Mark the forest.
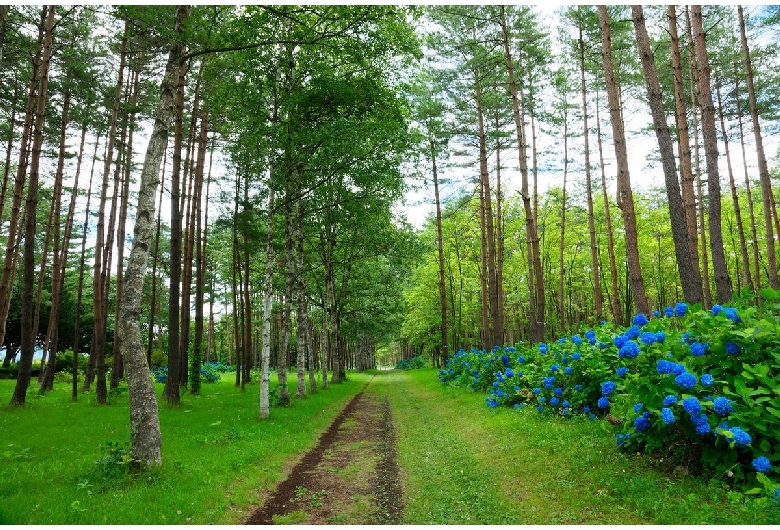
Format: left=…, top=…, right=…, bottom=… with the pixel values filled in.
left=1, top=4, right=780, bottom=478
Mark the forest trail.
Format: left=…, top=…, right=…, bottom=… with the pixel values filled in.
left=244, top=374, right=402, bottom=525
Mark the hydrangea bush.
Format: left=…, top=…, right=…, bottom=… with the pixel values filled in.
left=439, top=292, right=780, bottom=499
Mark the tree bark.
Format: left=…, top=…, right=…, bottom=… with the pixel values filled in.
left=668, top=5, right=703, bottom=293
left=633, top=4, right=703, bottom=305
left=738, top=5, right=777, bottom=289
left=259, top=187, right=275, bottom=419
left=118, top=4, right=191, bottom=467
left=500, top=6, right=545, bottom=342
left=431, top=138, right=449, bottom=362
left=716, top=82, right=753, bottom=294
left=598, top=5, right=649, bottom=316
left=164, top=54, right=188, bottom=404
left=11, top=5, right=54, bottom=406
left=691, top=5, right=732, bottom=304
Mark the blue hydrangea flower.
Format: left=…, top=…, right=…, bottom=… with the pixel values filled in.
left=682, top=397, right=701, bottom=416
left=614, top=335, right=626, bottom=349
left=589, top=413, right=597, bottom=419
left=497, top=390, right=505, bottom=398
left=675, top=371, right=697, bottom=389
left=517, top=355, right=526, bottom=364
left=633, top=403, right=643, bottom=413
left=682, top=331, right=695, bottom=345
left=501, top=355, right=509, bottom=366
left=537, top=406, right=544, bottom=413
left=661, top=408, right=675, bottom=424
left=585, top=330, right=596, bottom=344
left=690, top=342, right=708, bottom=357
left=664, top=306, right=674, bottom=317
left=572, top=353, right=581, bottom=361
left=572, top=334, right=583, bottom=346
left=617, top=366, right=629, bottom=377
left=616, top=433, right=630, bottom=447
left=653, top=310, right=661, bottom=317
left=724, top=308, right=740, bottom=323
left=550, top=397, right=560, bottom=406
left=493, top=381, right=499, bottom=388
left=640, top=332, right=656, bottom=345
left=633, top=313, right=649, bottom=326
left=625, top=325, right=641, bottom=340
left=711, top=304, right=723, bottom=316
left=753, top=456, right=771, bottom=473
left=725, top=341, right=741, bottom=356
left=713, top=396, right=734, bottom=416
left=558, top=337, right=568, bottom=344
left=553, top=387, right=563, bottom=396
left=564, top=366, right=573, bottom=375
left=583, top=405, right=590, bottom=413
left=729, top=426, right=752, bottom=447
left=601, top=380, right=616, bottom=396
left=505, top=368, right=515, bottom=378
left=657, top=359, right=676, bottom=374
left=574, top=384, right=583, bottom=391
left=562, top=400, right=570, bottom=407
left=513, top=385, right=520, bottom=392
left=674, top=302, right=688, bottom=317
left=701, top=373, right=714, bottom=386
left=695, top=419, right=711, bottom=435
left=654, top=331, right=666, bottom=343
left=533, top=387, right=541, bottom=395
left=550, top=364, right=560, bottom=373
left=597, top=397, right=610, bottom=409
left=635, top=416, right=650, bottom=432
left=619, top=340, right=640, bottom=359
left=663, top=395, right=678, bottom=406
left=543, top=376, right=555, bottom=389
left=539, top=397, right=547, bottom=404
left=539, top=343, right=548, bottom=354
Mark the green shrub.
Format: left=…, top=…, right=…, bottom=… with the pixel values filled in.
left=396, top=355, right=426, bottom=370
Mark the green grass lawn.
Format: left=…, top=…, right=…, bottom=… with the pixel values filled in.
left=388, top=368, right=780, bottom=525
left=0, top=372, right=368, bottom=524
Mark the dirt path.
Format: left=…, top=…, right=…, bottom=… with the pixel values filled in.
left=244, top=376, right=402, bottom=525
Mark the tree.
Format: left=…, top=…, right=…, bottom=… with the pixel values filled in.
left=632, top=4, right=703, bottom=305
left=117, top=4, right=191, bottom=466
left=597, top=5, right=650, bottom=316
left=691, top=5, right=732, bottom=304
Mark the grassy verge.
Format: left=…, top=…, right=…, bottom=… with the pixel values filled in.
left=388, top=368, right=779, bottom=525
left=0, top=371, right=369, bottom=524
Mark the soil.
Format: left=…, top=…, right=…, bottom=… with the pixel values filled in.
left=244, top=377, right=403, bottom=525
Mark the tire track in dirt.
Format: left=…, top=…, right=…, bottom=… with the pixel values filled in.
left=244, top=375, right=402, bottom=525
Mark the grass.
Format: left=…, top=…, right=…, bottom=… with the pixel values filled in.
left=2, top=367, right=778, bottom=524
left=387, top=368, right=780, bottom=525
left=0, top=371, right=369, bottom=525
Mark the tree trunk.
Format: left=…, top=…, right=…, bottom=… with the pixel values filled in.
left=40, top=88, right=72, bottom=393
left=716, top=82, right=753, bottom=294
left=735, top=73, right=762, bottom=294
left=11, top=6, right=54, bottom=406
left=598, top=5, right=649, bottom=316
left=692, top=5, right=732, bottom=304
left=118, top=4, right=190, bottom=467
left=164, top=54, right=188, bottom=404
left=293, top=165, right=309, bottom=397
left=668, top=5, right=703, bottom=293
left=190, top=105, right=207, bottom=395
left=559, top=97, right=569, bottom=331
left=0, top=12, right=40, bottom=354
left=579, top=25, right=603, bottom=323
left=633, top=4, right=703, bottom=305
left=594, top=88, right=622, bottom=324
left=737, top=5, right=777, bottom=289
left=500, top=6, right=544, bottom=342
left=431, top=138, right=449, bottom=362
left=259, top=187, right=275, bottom=419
